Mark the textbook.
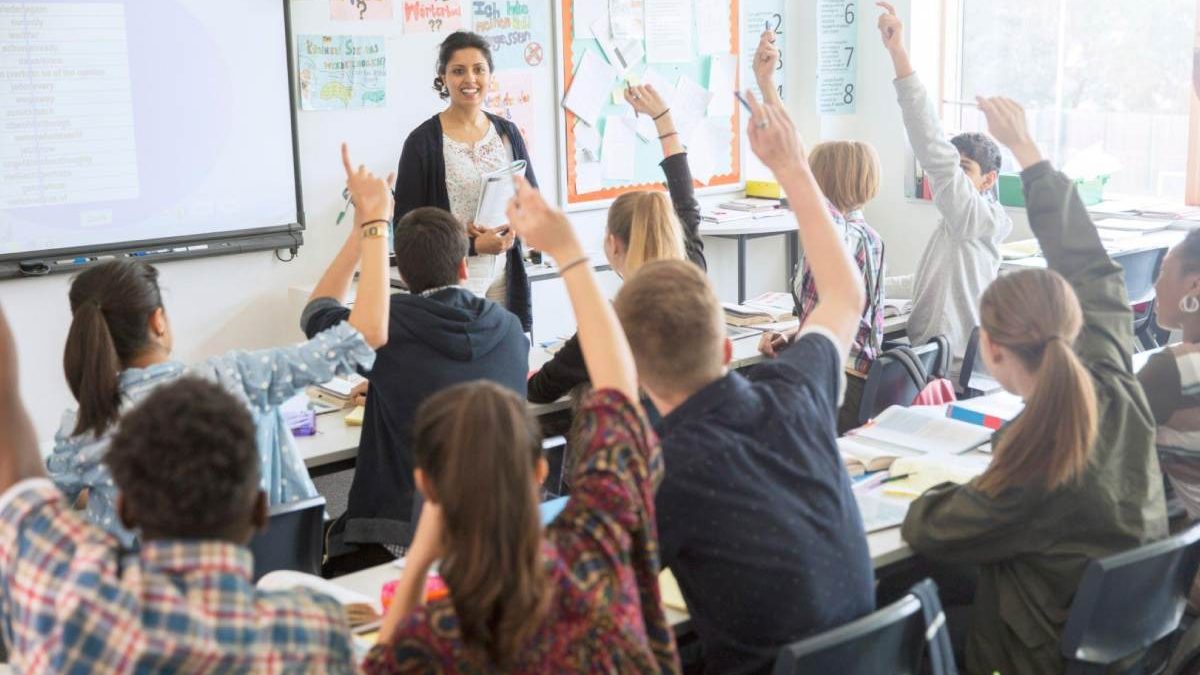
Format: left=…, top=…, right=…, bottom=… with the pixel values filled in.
left=881, top=452, right=990, bottom=499
left=474, top=160, right=527, bottom=228
left=851, top=405, right=993, bottom=456
left=717, top=196, right=781, bottom=213
left=701, top=208, right=754, bottom=224
left=882, top=298, right=912, bottom=318
left=722, top=291, right=795, bottom=326
left=838, top=435, right=923, bottom=475
left=946, top=391, right=1024, bottom=431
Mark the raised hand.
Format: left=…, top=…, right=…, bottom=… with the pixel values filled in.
left=744, top=89, right=807, bottom=177
left=341, top=142, right=394, bottom=225
left=876, top=2, right=904, bottom=53
left=976, top=96, right=1043, bottom=168
left=753, top=30, right=780, bottom=90
left=624, top=83, right=668, bottom=119
left=506, top=176, right=581, bottom=263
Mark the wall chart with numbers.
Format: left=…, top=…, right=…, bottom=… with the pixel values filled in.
left=817, top=0, right=858, bottom=114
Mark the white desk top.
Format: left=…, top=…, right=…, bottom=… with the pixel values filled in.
left=699, top=213, right=795, bottom=237
left=1002, top=229, right=1185, bottom=271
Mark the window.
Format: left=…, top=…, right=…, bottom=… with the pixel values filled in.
left=915, top=0, right=1200, bottom=202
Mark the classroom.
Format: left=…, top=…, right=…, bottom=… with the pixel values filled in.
left=1, top=0, right=1199, bottom=672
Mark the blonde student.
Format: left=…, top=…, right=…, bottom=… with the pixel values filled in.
left=47, top=145, right=393, bottom=546
left=876, top=2, right=1012, bottom=369
left=899, top=97, right=1167, bottom=675
left=362, top=177, right=678, bottom=673
left=527, top=81, right=706, bottom=405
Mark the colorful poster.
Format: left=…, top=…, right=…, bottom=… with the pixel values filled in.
left=817, top=0, right=857, bottom=114
left=297, top=35, right=387, bottom=110
left=485, top=70, right=536, bottom=156
left=471, top=0, right=551, bottom=69
left=331, top=0, right=394, bottom=21
left=402, top=0, right=465, bottom=33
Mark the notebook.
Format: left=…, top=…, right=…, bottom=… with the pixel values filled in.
left=474, top=160, right=527, bottom=228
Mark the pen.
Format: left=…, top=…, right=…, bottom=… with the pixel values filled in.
left=881, top=473, right=913, bottom=484
left=734, top=90, right=753, bottom=113
left=336, top=187, right=353, bottom=225
left=765, top=19, right=770, bottom=32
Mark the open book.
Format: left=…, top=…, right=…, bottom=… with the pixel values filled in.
left=881, top=452, right=991, bottom=499
left=474, top=159, right=527, bottom=229
left=839, top=435, right=923, bottom=475
left=851, top=405, right=993, bottom=456
left=722, top=291, right=795, bottom=326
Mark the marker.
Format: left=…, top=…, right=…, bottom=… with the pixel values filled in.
left=54, top=256, right=93, bottom=266
left=335, top=188, right=353, bottom=225
left=734, top=90, right=753, bottom=114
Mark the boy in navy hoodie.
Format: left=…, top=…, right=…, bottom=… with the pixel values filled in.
left=303, top=206, right=528, bottom=574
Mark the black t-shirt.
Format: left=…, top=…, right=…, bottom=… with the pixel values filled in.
left=656, top=330, right=874, bottom=675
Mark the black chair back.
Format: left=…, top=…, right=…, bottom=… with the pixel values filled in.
left=1061, top=524, right=1200, bottom=673
left=772, top=579, right=956, bottom=675
left=858, top=339, right=948, bottom=426
left=248, top=496, right=326, bottom=581
left=1114, top=248, right=1165, bottom=306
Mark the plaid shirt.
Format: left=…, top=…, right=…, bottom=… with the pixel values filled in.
left=791, top=205, right=886, bottom=374
left=0, top=479, right=357, bottom=674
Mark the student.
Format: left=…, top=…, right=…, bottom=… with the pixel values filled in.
left=393, top=31, right=535, bottom=330
left=304, top=205, right=528, bottom=574
left=46, top=145, right=391, bottom=547
left=758, top=139, right=886, bottom=433
left=615, top=93, right=873, bottom=674
left=1139, top=229, right=1200, bottom=516
left=877, top=2, right=1012, bottom=368
left=527, top=82, right=706, bottom=405
left=900, top=97, right=1168, bottom=675
left=362, top=177, right=678, bottom=673
left=0, top=315, right=358, bottom=670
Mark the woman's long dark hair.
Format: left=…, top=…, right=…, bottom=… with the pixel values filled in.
left=63, top=259, right=163, bottom=437
left=413, top=381, right=548, bottom=668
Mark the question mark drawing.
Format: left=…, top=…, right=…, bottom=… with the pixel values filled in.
left=357, top=0, right=367, bottom=20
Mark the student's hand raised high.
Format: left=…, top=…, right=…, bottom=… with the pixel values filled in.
left=876, top=2, right=904, bottom=53
left=624, top=83, right=668, bottom=119
left=976, top=96, right=1044, bottom=169
left=744, top=90, right=807, bottom=177
left=341, top=142, right=395, bottom=225
left=506, top=176, right=583, bottom=264
left=752, top=30, right=781, bottom=94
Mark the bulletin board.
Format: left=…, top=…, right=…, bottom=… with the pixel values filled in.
left=556, top=0, right=743, bottom=209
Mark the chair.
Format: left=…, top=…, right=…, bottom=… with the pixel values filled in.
left=1113, top=248, right=1166, bottom=352
left=247, top=496, right=326, bottom=581
left=541, top=435, right=568, bottom=498
left=857, top=339, right=950, bottom=426
left=772, top=579, right=957, bottom=675
left=1060, top=524, right=1200, bottom=674
left=956, top=326, right=1001, bottom=398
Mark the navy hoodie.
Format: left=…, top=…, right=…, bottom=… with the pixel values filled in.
left=302, top=287, right=528, bottom=553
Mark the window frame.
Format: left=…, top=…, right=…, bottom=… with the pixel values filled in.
left=924, top=0, right=1200, bottom=205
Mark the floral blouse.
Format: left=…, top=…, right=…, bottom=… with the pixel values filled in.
left=443, top=123, right=510, bottom=301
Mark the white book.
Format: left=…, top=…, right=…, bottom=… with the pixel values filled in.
left=853, top=405, right=993, bottom=456
left=474, top=160, right=527, bottom=228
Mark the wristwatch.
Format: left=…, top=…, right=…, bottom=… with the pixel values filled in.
left=362, top=224, right=385, bottom=239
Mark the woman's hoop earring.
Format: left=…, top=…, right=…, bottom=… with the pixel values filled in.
left=1182, top=295, right=1200, bottom=314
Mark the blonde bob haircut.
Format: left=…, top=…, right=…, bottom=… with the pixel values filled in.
left=808, top=141, right=881, bottom=215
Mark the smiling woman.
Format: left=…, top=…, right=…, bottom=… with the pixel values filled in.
left=391, top=31, right=538, bottom=332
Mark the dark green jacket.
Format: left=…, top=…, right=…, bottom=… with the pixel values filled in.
left=901, top=161, right=1168, bottom=675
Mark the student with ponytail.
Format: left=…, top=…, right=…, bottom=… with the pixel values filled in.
left=363, top=177, right=678, bottom=673
left=898, top=98, right=1168, bottom=675
left=47, top=145, right=395, bottom=546
left=526, top=81, right=705, bottom=405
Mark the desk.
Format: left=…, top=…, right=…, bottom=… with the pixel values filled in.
left=1001, top=229, right=1185, bottom=271
left=700, top=216, right=798, bottom=304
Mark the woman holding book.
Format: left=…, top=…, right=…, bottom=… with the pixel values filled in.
left=393, top=31, right=536, bottom=330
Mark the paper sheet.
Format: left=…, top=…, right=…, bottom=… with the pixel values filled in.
left=401, top=0, right=464, bottom=32
left=575, top=151, right=605, bottom=193
left=601, top=116, right=637, bottom=181
left=695, top=0, right=732, bottom=54
left=817, top=0, right=858, bottom=114
left=640, top=68, right=677, bottom=108
left=622, top=110, right=658, bottom=143
left=563, top=49, right=618, bottom=127
left=706, top=53, right=737, bottom=117
left=608, top=0, right=645, bottom=41
left=644, top=0, right=693, bottom=62
left=671, top=74, right=713, bottom=144
left=686, top=119, right=717, bottom=184
left=575, top=121, right=602, bottom=160
left=573, top=0, right=610, bottom=38
left=474, top=160, right=526, bottom=228
left=743, top=0, right=786, bottom=103
left=331, top=0, right=393, bottom=21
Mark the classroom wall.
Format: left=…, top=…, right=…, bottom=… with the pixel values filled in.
left=5, top=1, right=986, bottom=441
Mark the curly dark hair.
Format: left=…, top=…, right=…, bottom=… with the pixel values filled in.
left=1178, top=228, right=1200, bottom=276
left=951, top=131, right=1003, bottom=176
left=105, top=377, right=260, bottom=540
left=432, top=31, right=494, bottom=100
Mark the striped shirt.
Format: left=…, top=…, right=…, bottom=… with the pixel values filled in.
left=0, top=479, right=357, bottom=674
left=792, top=204, right=886, bottom=374
left=1140, top=343, right=1200, bottom=517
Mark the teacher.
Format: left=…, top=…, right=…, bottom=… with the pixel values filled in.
left=393, top=31, right=535, bottom=331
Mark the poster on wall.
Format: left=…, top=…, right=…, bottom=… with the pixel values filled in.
left=331, top=0, right=394, bottom=21
left=471, top=0, right=551, bottom=69
left=742, top=0, right=785, bottom=103
left=402, top=0, right=465, bottom=33
left=817, top=0, right=857, bottom=114
left=297, top=35, right=387, bottom=110
left=485, top=70, right=536, bottom=156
